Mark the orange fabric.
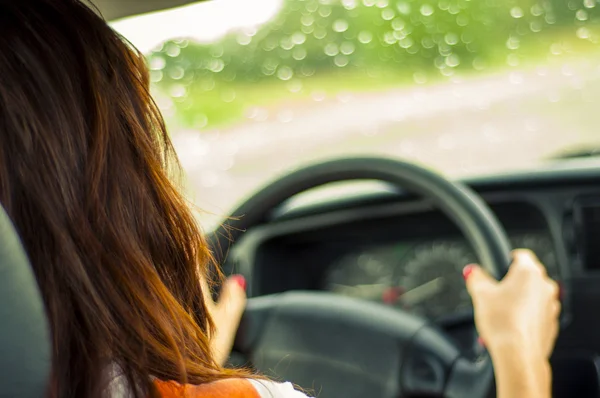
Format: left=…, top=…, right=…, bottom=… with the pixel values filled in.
left=154, top=379, right=261, bottom=398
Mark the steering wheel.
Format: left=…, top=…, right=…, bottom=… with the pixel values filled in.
left=211, top=157, right=511, bottom=398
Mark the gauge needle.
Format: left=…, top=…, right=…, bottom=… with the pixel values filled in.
left=330, top=283, right=387, bottom=299
left=401, top=278, right=445, bottom=306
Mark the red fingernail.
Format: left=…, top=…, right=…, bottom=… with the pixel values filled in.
left=478, top=336, right=486, bottom=347
left=463, top=265, right=475, bottom=281
left=230, top=275, right=246, bottom=291
left=382, top=287, right=403, bottom=304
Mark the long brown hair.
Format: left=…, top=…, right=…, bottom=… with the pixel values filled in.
left=0, top=0, right=247, bottom=396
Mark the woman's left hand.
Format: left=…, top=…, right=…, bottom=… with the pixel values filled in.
left=202, top=275, right=247, bottom=366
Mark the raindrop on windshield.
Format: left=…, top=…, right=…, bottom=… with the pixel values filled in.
left=209, top=59, right=225, bottom=73
left=262, top=38, right=277, bottom=51
left=510, top=6, right=524, bottom=18
left=302, top=24, right=315, bottom=34
left=324, top=42, right=340, bottom=56
left=456, top=14, right=469, bottom=26
left=445, top=33, right=459, bottom=46
left=399, top=37, right=414, bottom=49
left=420, top=4, right=434, bottom=16
left=391, top=18, right=405, bottom=30
left=441, top=66, right=456, bottom=76
left=301, top=65, right=316, bottom=77
left=306, top=2, right=318, bottom=12
left=506, top=36, right=520, bottom=50
left=210, top=46, right=224, bottom=58
left=277, top=66, right=294, bottom=81
left=169, top=66, right=185, bottom=80
left=319, top=6, right=332, bottom=17
left=261, top=65, right=276, bottom=76
left=314, top=27, right=328, bottom=40
left=334, top=54, right=350, bottom=67
left=507, top=53, right=520, bottom=66
left=293, top=47, right=308, bottom=60
left=194, top=114, right=208, bottom=129
left=333, top=19, right=349, bottom=33
left=413, top=72, right=427, bottom=84
left=287, top=79, right=303, bottom=93
left=342, top=0, right=358, bottom=10
left=280, top=37, right=294, bottom=50
left=530, top=21, right=543, bottom=32
left=576, top=9, right=589, bottom=21
left=439, top=44, right=452, bottom=56
left=584, top=0, right=596, bottom=8
left=292, top=32, right=307, bottom=45
left=166, top=43, right=181, bottom=57
left=530, top=4, right=543, bottom=16
left=550, top=43, right=562, bottom=55
left=150, top=70, right=163, bottom=83
left=169, top=84, right=186, bottom=98
left=422, top=36, right=435, bottom=48
left=237, top=34, right=252, bottom=46
left=382, top=8, right=395, bottom=20
left=384, top=32, right=396, bottom=44
left=340, top=41, right=356, bottom=55
left=445, top=53, right=460, bottom=67
left=150, top=56, right=166, bottom=71
left=397, top=2, right=410, bottom=15
left=393, top=29, right=405, bottom=40
left=358, top=31, right=373, bottom=44
left=376, top=0, right=389, bottom=7
left=363, top=0, right=376, bottom=6
left=577, top=27, right=591, bottom=39
left=301, top=15, right=315, bottom=26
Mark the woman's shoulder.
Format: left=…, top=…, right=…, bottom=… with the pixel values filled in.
left=153, top=378, right=312, bottom=398
left=248, top=379, right=312, bottom=398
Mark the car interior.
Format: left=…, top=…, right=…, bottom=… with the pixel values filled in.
left=4, top=0, right=600, bottom=397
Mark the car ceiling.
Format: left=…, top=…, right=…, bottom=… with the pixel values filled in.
left=94, top=0, right=206, bottom=21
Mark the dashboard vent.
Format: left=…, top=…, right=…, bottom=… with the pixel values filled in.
left=573, top=197, right=600, bottom=271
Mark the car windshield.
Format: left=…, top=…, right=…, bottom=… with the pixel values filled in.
left=113, top=0, right=600, bottom=228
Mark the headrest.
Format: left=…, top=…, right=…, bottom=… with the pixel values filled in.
left=0, top=205, right=51, bottom=397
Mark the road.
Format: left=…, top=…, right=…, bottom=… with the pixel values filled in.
left=171, top=58, right=600, bottom=228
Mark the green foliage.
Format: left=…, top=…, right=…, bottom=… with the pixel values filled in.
left=148, top=0, right=600, bottom=129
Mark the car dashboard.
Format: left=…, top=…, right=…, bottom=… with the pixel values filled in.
left=225, top=160, right=600, bottom=396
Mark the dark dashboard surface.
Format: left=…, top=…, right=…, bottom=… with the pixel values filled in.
left=226, top=160, right=600, bottom=396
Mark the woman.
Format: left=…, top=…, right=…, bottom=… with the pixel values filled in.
left=0, top=0, right=560, bottom=397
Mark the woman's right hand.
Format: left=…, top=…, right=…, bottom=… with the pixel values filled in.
left=465, top=249, right=561, bottom=398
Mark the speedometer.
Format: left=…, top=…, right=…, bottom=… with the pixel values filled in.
left=323, top=232, right=559, bottom=321
left=395, top=241, right=476, bottom=319
left=510, top=233, right=559, bottom=278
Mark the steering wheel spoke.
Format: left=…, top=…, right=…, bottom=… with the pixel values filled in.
left=445, top=355, right=496, bottom=398
left=400, top=326, right=461, bottom=396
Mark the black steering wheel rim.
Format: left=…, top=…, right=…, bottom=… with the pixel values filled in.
left=212, top=157, right=511, bottom=279
left=213, top=157, right=512, bottom=398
